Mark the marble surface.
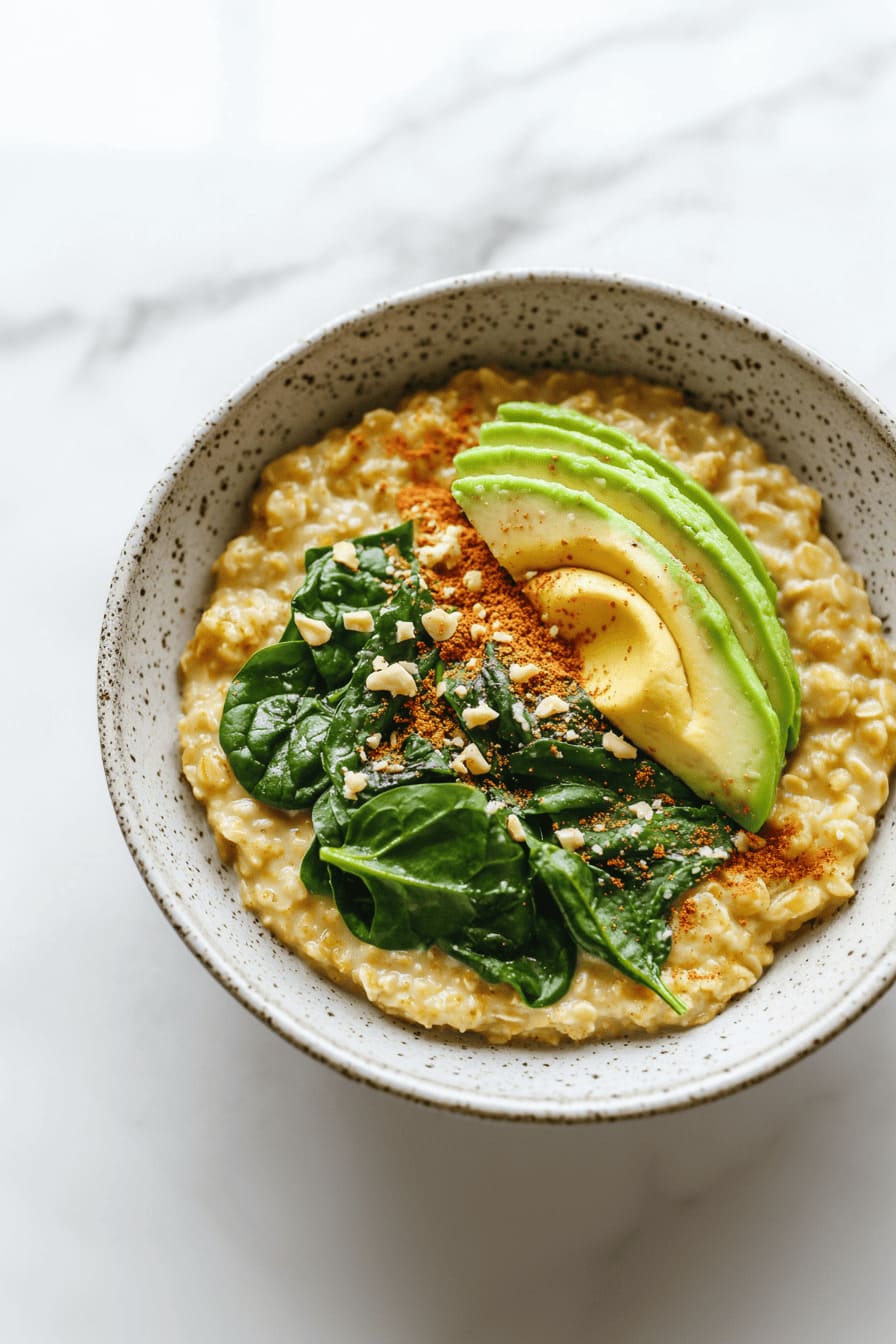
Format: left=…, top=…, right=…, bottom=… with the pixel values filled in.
left=5, top=1, right=896, bottom=1339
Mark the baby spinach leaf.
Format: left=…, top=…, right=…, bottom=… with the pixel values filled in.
left=319, top=783, right=533, bottom=948
left=321, top=584, right=439, bottom=788
left=299, top=836, right=331, bottom=898
left=443, top=643, right=534, bottom=751
left=528, top=839, right=686, bottom=1014
left=311, top=784, right=351, bottom=849
left=358, top=736, right=457, bottom=796
left=440, top=891, right=575, bottom=1008
left=219, top=640, right=331, bottom=808
left=293, top=521, right=416, bottom=687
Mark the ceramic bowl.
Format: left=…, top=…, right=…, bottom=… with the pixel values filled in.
left=98, top=271, right=896, bottom=1121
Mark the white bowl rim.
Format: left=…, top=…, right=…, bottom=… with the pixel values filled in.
left=97, top=268, right=896, bottom=1122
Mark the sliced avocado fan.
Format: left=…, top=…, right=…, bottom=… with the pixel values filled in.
left=495, top=402, right=779, bottom=603
left=451, top=474, right=784, bottom=831
left=453, top=442, right=800, bottom=750
left=487, top=403, right=800, bottom=750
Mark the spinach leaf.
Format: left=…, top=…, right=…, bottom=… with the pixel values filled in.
left=442, top=643, right=534, bottom=751
left=293, top=521, right=416, bottom=687
left=440, top=889, right=575, bottom=1008
left=528, top=839, right=686, bottom=1013
left=299, top=836, right=332, bottom=898
left=319, top=783, right=534, bottom=948
left=219, top=640, right=331, bottom=808
left=311, top=784, right=351, bottom=849
left=357, top=735, right=457, bottom=796
left=321, top=581, right=439, bottom=788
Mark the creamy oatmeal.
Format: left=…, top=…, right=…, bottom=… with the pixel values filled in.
left=179, top=368, right=896, bottom=1043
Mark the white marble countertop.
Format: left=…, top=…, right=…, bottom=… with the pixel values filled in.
left=5, top=1, right=896, bottom=1339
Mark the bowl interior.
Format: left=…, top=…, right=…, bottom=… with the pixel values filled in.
left=99, top=274, right=896, bottom=1119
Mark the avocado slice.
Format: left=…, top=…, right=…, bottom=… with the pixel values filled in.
left=493, top=403, right=780, bottom=605
left=451, top=474, right=783, bottom=831
left=453, top=442, right=799, bottom=749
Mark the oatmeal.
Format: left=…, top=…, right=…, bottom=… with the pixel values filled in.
left=179, top=368, right=896, bottom=1043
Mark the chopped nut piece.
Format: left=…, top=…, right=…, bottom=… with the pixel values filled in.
left=602, top=731, right=637, bottom=760
left=417, top=524, right=464, bottom=569
left=462, top=569, right=483, bottom=592
left=492, top=632, right=513, bottom=645
left=452, top=742, right=491, bottom=776
left=462, top=704, right=500, bottom=729
left=472, top=603, right=488, bottom=619
left=398, top=661, right=419, bottom=676
left=365, top=663, right=418, bottom=697
left=365, top=733, right=382, bottom=749
left=556, top=827, right=585, bottom=851
left=470, top=622, right=488, bottom=641
left=342, top=770, right=368, bottom=800
left=294, top=614, right=332, bottom=646
left=629, top=800, right=654, bottom=822
left=454, top=684, right=467, bottom=698
left=548, top=625, right=559, bottom=638
left=733, top=831, right=767, bottom=853
left=509, top=662, right=541, bottom=684
left=421, top=608, right=461, bottom=642
left=343, top=609, right=374, bottom=633
left=332, top=539, right=360, bottom=571
left=372, top=655, right=389, bottom=672
left=534, top=694, right=570, bottom=719
left=507, top=814, right=526, bottom=842
left=564, top=730, right=579, bottom=741
left=395, top=620, right=416, bottom=642
left=435, top=681, right=446, bottom=698
left=442, top=586, right=456, bottom=599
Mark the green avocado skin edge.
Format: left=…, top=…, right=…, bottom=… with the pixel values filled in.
left=496, top=401, right=781, bottom=599
left=451, top=473, right=783, bottom=832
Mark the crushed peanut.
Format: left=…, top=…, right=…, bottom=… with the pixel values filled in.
left=451, top=742, right=491, bottom=776
left=556, top=827, right=585, bottom=851
left=509, top=663, right=541, bottom=683
left=421, top=608, right=461, bottom=642
left=294, top=614, right=332, bottom=646
left=342, top=770, right=368, bottom=800
left=602, top=730, right=637, bottom=760
left=365, top=663, right=418, bottom=697
left=332, top=539, right=360, bottom=571
left=507, top=814, right=526, bottom=843
left=534, top=694, right=571, bottom=719
left=462, top=704, right=500, bottom=729
left=343, top=609, right=374, bottom=633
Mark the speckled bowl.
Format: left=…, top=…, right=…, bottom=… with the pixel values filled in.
left=98, top=271, right=896, bottom=1121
